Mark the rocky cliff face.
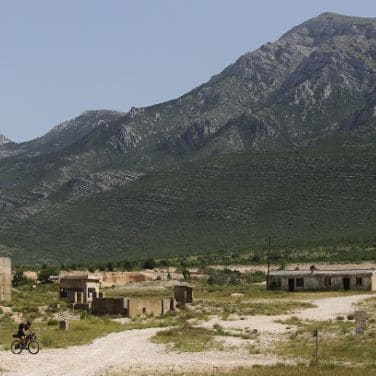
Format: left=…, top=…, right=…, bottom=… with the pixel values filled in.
left=0, top=110, right=125, bottom=159
left=3, top=13, right=376, bottom=163
left=92, top=12, right=376, bottom=160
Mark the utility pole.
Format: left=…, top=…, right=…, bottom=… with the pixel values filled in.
left=314, top=328, right=319, bottom=365
left=266, top=236, right=271, bottom=290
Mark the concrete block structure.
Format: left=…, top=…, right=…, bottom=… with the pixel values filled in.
left=92, top=297, right=127, bottom=315
left=0, top=257, right=11, bottom=302
left=174, top=285, right=193, bottom=307
left=59, top=275, right=100, bottom=308
left=92, top=296, right=175, bottom=317
left=126, top=298, right=174, bottom=317
left=268, top=269, right=376, bottom=292
left=62, top=277, right=193, bottom=317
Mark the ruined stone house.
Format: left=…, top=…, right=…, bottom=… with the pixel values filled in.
left=92, top=296, right=175, bottom=316
left=174, top=285, right=193, bottom=307
left=91, top=285, right=193, bottom=317
left=268, top=269, right=376, bottom=292
left=59, top=275, right=100, bottom=308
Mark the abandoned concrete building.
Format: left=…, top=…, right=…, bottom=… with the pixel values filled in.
left=59, top=275, right=100, bottom=309
left=59, top=273, right=193, bottom=317
left=92, top=285, right=193, bottom=317
left=268, top=269, right=376, bottom=292
left=174, top=285, right=193, bottom=307
left=0, top=257, right=11, bottom=302
left=92, top=296, right=175, bottom=317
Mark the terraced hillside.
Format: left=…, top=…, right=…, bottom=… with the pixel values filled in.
left=1, top=144, right=376, bottom=264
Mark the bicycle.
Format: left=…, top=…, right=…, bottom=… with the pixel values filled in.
left=11, top=332, right=39, bottom=355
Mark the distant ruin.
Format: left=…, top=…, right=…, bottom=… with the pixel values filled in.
left=59, top=275, right=100, bottom=310
left=269, top=269, right=376, bottom=291
left=174, top=285, right=193, bottom=308
left=92, top=296, right=175, bottom=317
left=58, top=273, right=193, bottom=317
left=91, top=284, right=192, bottom=317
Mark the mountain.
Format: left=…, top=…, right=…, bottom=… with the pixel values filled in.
left=0, top=110, right=125, bottom=158
left=1, top=12, right=376, bottom=264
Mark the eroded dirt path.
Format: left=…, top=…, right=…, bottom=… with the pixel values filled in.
left=0, top=294, right=373, bottom=376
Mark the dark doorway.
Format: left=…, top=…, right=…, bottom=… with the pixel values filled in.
left=288, top=278, right=295, bottom=292
left=343, top=278, right=350, bottom=290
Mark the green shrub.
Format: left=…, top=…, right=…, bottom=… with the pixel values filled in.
left=152, top=323, right=221, bottom=352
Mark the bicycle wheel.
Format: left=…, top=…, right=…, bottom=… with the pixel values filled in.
left=28, top=340, right=39, bottom=355
left=11, top=340, right=22, bottom=354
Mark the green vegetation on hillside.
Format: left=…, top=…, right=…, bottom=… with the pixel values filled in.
left=2, top=145, right=376, bottom=264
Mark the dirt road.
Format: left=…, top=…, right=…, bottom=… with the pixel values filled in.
left=0, top=294, right=373, bottom=376
left=0, top=328, right=279, bottom=376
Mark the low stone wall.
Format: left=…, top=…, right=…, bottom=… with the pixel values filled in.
left=91, top=297, right=174, bottom=317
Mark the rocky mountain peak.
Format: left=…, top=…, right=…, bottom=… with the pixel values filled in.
left=280, top=12, right=376, bottom=46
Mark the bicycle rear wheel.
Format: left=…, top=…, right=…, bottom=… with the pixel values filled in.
left=28, top=340, right=39, bottom=355
left=11, top=340, right=22, bottom=354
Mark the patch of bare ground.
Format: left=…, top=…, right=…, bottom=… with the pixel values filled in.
left=0, top=327, right=283, bottom=376
left=1, top=294, right=373, bottom=375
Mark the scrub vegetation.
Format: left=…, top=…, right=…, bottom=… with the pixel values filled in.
left=276, top=297, right=376, bottom=366
left=3, top=145, right=376, bottom=264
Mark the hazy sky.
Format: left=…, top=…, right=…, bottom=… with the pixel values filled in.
left=1, top=1, right=376, bottom=142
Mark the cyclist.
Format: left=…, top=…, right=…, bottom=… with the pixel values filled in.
left=17, top=321, right=31, bottom=348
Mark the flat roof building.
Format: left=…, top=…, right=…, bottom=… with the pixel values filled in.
left=59, top=275, right=100, bottom=306
left=268, top=269, right=376, bottom=292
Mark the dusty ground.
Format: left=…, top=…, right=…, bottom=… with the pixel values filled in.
left=0, top=293, right=373, bottom=376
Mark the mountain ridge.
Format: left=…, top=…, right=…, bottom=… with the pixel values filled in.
left=1, top=12, right=376, bottom=263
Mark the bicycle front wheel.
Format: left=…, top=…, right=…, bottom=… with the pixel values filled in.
left=28, top=340, right=39, bottom=355
left=11, top=340, right=22, bottom=354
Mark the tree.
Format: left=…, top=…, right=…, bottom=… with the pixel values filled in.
left=206, top=268, right=242, bottom=285
left=159, top=259, right=170, bottom=267
left=143, top=258, right=156, bottom=270
left=181, top=266, right=191, bottom=281
left=12, top=268, right=28, bottom=287
left=38, top=265, right=60, bottom=284
left=121, top=260, right=133, bottom=271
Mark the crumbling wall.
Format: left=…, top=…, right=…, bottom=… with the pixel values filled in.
left=126, top=298, right=174, bottom=317
left=92, top=297, right=127, bottom=315
left=174, top=285, right=193, bottom=307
